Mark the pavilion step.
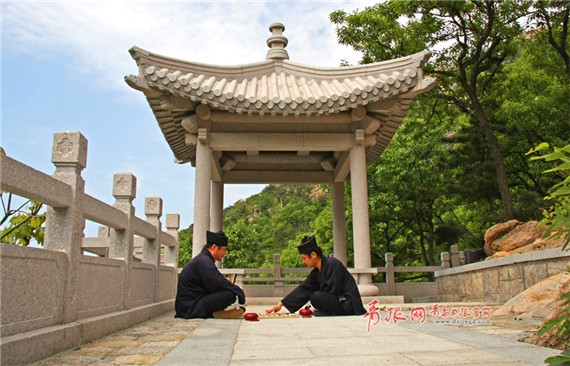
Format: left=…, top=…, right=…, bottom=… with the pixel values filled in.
left=411, top=296, right=439, bottom=303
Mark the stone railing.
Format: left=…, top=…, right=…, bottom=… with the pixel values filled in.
left=0, top=131, right=180, bottom=365
left=435, top=247, right=570, bottom=303
left=218, top=246, right=464, bottom=302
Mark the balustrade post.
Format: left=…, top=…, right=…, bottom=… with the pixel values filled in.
left=44, top=131, right=87, bottom=324
left=110, top=173, right=136, bottom=309
left=459, top=251, right=465, bottom=265
left=273, top=253, right=283, bottom=297
left=235, top=273, right=244, bottom=288
left=144, top=196, right=163, bottom=303
left=451, top=245, right=459, bottom=267
left=164, top=214, right=180, bottom=268
left=165, top=213, right=180, bottom=300
left=385, top=252, right=395, bottom=296
left=441, top=251, right=450, bottom=269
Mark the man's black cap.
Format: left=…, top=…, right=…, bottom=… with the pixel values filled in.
left=207, top=230, right=228, bottom=246
left=297, top=235, right=318, bottom=255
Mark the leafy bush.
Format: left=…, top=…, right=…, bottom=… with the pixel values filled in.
left=528, top=143, right=570, bottom=363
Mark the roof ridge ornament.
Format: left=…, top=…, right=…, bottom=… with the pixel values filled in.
left=266, top=22, right=289, bottom=61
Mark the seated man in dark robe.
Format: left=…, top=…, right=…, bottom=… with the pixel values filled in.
left=266, top=235, right=366, bottom=316
left=175, top=230, right=246, bottom=319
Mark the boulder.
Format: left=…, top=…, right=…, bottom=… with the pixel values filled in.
left=484, top=220, right=566, bottom=259
left=484, top=220, right=522, bottom=255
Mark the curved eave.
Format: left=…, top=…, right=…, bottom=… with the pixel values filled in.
left=125, top=46, right=437, bottom=165
left=126, top=46, right=434, bottom=116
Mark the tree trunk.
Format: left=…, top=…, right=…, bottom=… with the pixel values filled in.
left=469, top=93, right=515, bottom=220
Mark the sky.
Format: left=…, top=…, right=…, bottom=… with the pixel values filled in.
left=1, top=0, right=377, bottom=235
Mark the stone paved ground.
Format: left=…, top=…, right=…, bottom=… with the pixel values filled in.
left=31, top=314, right=203, bottom=366
left=29, top=304, right=554, bottom=366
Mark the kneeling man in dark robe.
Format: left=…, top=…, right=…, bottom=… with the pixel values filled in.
left=175, top=230, right=246, bottom=319
left=266, top=235, right=366, bottom=316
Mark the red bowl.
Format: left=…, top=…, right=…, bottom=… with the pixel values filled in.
left=244, top=312, right=259, bottom=321
left=299, top=308, right=312, bottom=317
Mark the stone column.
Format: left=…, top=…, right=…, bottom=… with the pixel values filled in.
left=350, top=130, right=379, bottom=296
left=192, top=129, right=211, bottom=258
left=332, top=181, right=347, bottom=266
left=44, top=131, right=88, bottom=323
left=144, top=196, right=163, bottom=303
left=110, top=172, right=137, bottom=309
left=211, top=181, right=224, bottom=268
left=211, top=182, right=224, bottom=232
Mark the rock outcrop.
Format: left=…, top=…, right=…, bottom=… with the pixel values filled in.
left=493, top=272, right=570, bottom=319
left=484, top=220, right=566, bottom=260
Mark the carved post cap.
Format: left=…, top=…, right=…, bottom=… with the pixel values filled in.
left=145, top=196, right=163, bottom=216
left=273, top=253, right=281, bottom=263
left=51, top=131, right=88, bottom=169
left=385, top=252, right=394, bottom=262
left=165, top=213, right=180, bottom=230
left=354, top=129, right=365, bottom=145
left=113, top=173, right=137, bottom=199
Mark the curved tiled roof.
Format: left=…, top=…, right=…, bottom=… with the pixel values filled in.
left=126, top=47, right=433, bottom=116
left=125, top=23, right=436, bottom=170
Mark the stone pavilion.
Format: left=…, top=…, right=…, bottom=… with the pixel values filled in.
left=126, top=23, right=436, bottom=295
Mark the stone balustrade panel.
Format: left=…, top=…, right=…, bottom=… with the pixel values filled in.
left=76, top=256, right=126, bottom=320
left=0, top=245, right=66, bottom=337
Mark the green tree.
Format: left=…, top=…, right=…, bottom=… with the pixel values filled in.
left=331, top=0, right=533, bottom=220
left=529, top=1, right=570, bottom=80
left=367, top=97, right=471, bottom=272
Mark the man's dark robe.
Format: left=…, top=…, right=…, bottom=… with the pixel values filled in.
left=281, top=255, right=366, bottom=315
left=175, top=246, right=245, bottom=318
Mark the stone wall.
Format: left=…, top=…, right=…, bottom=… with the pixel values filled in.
left=435, top=248, right=570, bottom=302
left=0, top=131, right=180, bottom=365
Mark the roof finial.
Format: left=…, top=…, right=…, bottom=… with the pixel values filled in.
left=266, top=22, right=289, bottom=61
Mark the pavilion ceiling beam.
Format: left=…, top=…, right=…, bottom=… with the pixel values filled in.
left=208, top=132, right=354, bottom=152
left=360, top=116, right=382, bottom=134
left=222, top=170, right=333, bottom=184
left=209, top=111, right=353, bottom=124
left=220, top=155, right=236, bottom=171
left=334, top=151, right=350, bottom=182
left=211, top=152, right=222, bottom=182
left=320, top=157, right=336, bottom=171
left=227, top=152, right=327, bottom=165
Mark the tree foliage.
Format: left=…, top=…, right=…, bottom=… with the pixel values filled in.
left=177, top=2, right=569, bottom=280
left=0, top=147, right=46, bottom=246
left=331, top=0, right=569, bottom=221
left=529, top=142, right=570, bottom=364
